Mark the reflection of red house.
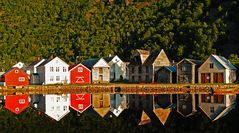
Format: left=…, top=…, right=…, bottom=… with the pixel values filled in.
left=70, top=93, right=91, bottom=113
left=4, top=95, right=29, bottom=114
left=69, top=64, right=91, bottom=84
left=0, top=67, right=29, bottom=86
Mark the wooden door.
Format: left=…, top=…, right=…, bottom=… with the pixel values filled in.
left=99, top=75, right=103, bottom=82
left=213, top=73, right=223, bottom=83
left=99, top=68, right=103, bottom=74
left=201, top=73, right=210, bottom=83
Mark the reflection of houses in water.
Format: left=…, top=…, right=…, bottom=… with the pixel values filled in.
left=92, top=94, right=110, bottom=117
left=199, top=94, right=236, bottom=121
left=4, top=95, right=29, bottom=114
left=30, top=94, right=70, bottom=121
left=132, top=94, right=172, bottom=125
left=110, top=94, right=129, bottom=117
left=177, top=94, right=197, bottom=117
left=70, top=93, right=91, bottom=113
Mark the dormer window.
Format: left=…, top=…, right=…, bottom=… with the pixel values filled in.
left=78, top=67, right=83, bottom=72
left=210, top=63, right=214, bottom=69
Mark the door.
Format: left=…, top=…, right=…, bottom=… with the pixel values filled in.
left=99, top=75, right=103, bottom=82
left=213, top=73, right=223, bottom=83
left=201, top=73, right=210, bottom=83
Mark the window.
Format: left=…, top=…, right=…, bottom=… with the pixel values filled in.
left=56, top=106, right=60, bottom=111
left=138, top=76, right=141, bottom=82
left=146, top=75, right=149, bottom=82
left=19, top=99, right=25, bottom=104
left=50, top=76, right=54, bottom=81
left=78, top=67, right=83, bottom=72
left=56, top=67, right=59, bottom=72
left=138, top=66, right=142, bottom=73
left=15, top=108, right=20, bottom=112
left=63, top=106, right=68, bottom=111
left=146, top=66, right=149, bottom=73
left=132, top=67, right=135, bottom=74
left=182, top=66, right=186, bottom=71
left=132, top=76, right=135, bottom=82
left=19, top=77, right=25, bottom=82
left=210, top=107, right=214, bottom=113
left=78, top=104, right=83, bottom=109
left=63, top=67, right=67, bottom=72
left=210, top=63, right=214, bottom=69
left=99, top=68, right=103, bottom=74
left=15, top=70, right=19, bottom=73
left=56, top=97, right=60, bottom=102
left=56, top=76, right=60, bottom=81
left=50, top=106, right=54, bottom=111
left=50, top=67, right=54, bottom=72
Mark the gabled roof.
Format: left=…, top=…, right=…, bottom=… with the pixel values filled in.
left=136, top=49, right=150, bottom=55
left=153, top=108, right=171, bottom=125
left=138, top=111, right=151, bottom=125
left=103, top=56, right=114, bottom=63
left=27, top=59, right=45, bottom=67
left=2, top=67, right=28, bottom=77
left=177, top=58, right=202, bottom=66
left=81, top=58, right=100, bottom=69
left=38, top=58, right=54, bottom=67
left=144, top=49, right=162, bottom=65
left=93, top=108, right=110, bottom=118
left=68, top=63, right=91, bottom=72
left=213, top=102, right=236, bottom=121
left=212, top=54, right=237, bottom=70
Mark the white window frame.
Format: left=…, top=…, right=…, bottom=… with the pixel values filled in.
left=19, top=99, right=25, bottom=104
left=63, top=106, right=68, bottom=111
left=78, top=67, right=83, bottom=72
left=19, top=77, right=25, bottom=82
left=56, top=76, right=60, bottom=81
left=210, top=63, right=214, bottom=69
left=15, top=70, right=19, bottom=73
left=50, top=67, right=54, bottom=72
left=50, top=76, right=54, bottom=81
left=78, top=104, right=83, bottom=109
left=56, top=67, right=60, bottom=72
left=56, top=97, right=60, bottom=102
left=63, top=67, right=67, bottom=72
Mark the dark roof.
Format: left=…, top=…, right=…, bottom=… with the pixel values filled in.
left=27, top=60, right=43, bottom=67
left=81, top=58, right=100, bottom=69
left=166, top=66, right=176, bottom=72
left=38, top=58, right=54, bottom=67
left=129, top=56, right=142, bottom=65
left=212, top=55, right=237, bottom=70
left=187, top=59, right=203, bottom=65
left=103, top=56, right=114, bottom=63
left=144, top=50, right=161, bottom=65
left=69, top=64, right=78, bottom=71
left=2, top=67, right=15, bottom=76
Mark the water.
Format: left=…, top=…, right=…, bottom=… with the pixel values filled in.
left=0, top=94, right=239, bottom=133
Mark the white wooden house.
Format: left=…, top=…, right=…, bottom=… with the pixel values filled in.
left=13, top=62, right=25, bottom=69
left=82, top=58, right=110, bottom=83
left=30, top=94, right=70, bottom=121
left=198, top=54, right=237, bottom=83
left=36, top=57, right=69, bottom=84
left=103, top=55, right=127, bottom=81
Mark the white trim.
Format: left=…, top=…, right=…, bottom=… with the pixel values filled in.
left=69, top=63, right=91, bottom=72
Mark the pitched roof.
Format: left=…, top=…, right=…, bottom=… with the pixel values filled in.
left=212, top=54, right=237, bottom=70
left=177, top=58, right=202, bottom=66
left=213, top=102, right=236, bottom=121
left=138, top=111, right=151, bottom=125
left=144, top=50, right=161, bottom=65
left=38, top=58, right=54, bottom=67
left=103, top=56, right=114, bottom=63
left=136, top=49, right=150, bottom=55
left=153, top=108, right=171, bottom=125
left=165, top=66, right=176, bottom=72
left=27, top=60, right=44, bottom=67
left=81, top=58, right=100, bottom=69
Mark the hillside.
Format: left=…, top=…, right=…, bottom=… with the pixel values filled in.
left=0, top=0, right=239, bottom=70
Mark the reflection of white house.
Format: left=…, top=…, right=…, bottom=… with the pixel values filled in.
left=104, top=55, right=127, bottom=81
left=199, top=94, right=236, bottom=121
left=30, top=94, right=70, bottom=121
left=110, top=94, right=129, bottom=117
left=13, top=62, right=25, bottom=69
left=36, top=57, right=69, bottom=84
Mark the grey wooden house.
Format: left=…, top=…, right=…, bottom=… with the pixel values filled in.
left=128, top=49, right=170, bottom=83
left=177, top=94, right=197, bottom=117
left=110, top=94, right=129, bottom=117
left=177, top=58, right=202, bottom=84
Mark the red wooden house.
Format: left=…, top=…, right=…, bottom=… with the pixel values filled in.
left=0, top=67, right=29, bottom=86
left=70, top=93, right=91, bottom=113
left=4, top=95, right=29, bottom=114
left=69, top=63, right=91, bottom=84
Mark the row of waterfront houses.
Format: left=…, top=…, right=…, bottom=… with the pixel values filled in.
left=0, top=49, right=237, bottom=86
